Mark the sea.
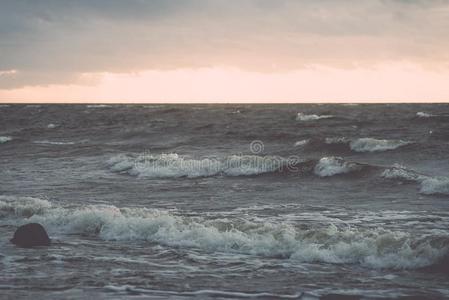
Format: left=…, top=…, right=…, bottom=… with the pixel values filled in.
left=0, top=104, right=448, bottom=299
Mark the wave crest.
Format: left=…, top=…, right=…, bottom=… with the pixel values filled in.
left=314, top=157, right=363, bottom=177
left=108, top=153, right=295, bottom=178
left=296, top=113, right=333, bottom=121
left=0, top=136, right=12, bottom=144
left=350, top=138, right=412, bottom=153
left=381, top=164, right=449, bottom=195
left=1, top=199, right=445, bottom=270
left=0, top=196, right=52, bottom=218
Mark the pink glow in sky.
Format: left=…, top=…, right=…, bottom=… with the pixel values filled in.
left=1, top=64, right=448, bottom=103
left=1, top=1, right=449, bottom=103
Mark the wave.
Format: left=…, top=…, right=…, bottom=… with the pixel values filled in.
left=296, top=112, right=333, bottom=121
left=324, top=137, right=350, bottom=145
left=0, top=196, right=52, bottom=218
left=302, top=137, right=411, bottom=153
left=294, top=139, right=309, bottom=147
left=47, top=123, right=57, bottom=129
left=86, top=104, right=112, bottom=108
left=314, top=157, right=363, bottom=177
left=417, top=112, right=435, bottom=118
left=0, top=136, right=12, bottom=144
left=107, top=153, right=299, bottom=178
left=33, top=140, right=76, bottom=145
left=381, top=164, right=449, bottom=196
left=349, top=138, right=412, bottom=153
left=2, top=197, right=448, bottom=270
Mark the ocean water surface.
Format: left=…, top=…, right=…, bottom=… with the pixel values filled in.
left=0, top=104, right=449, bottom=299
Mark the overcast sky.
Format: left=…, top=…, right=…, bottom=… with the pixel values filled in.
left=1, top=0, right=449, bottom=102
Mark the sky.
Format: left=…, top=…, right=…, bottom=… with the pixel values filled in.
left=0, top=0, right=449, bottom=103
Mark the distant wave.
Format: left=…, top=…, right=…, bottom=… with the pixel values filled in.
left=416, top=112, right=435, bottom=118
left=314, top=157, right=363, bottom=177
left=2, top=196, right=447, bottom=270
left=47, top=123, right=57, bottom=129
left=33, top=140, right=75, bottom=145
left=296, top=112, right=333, bottom=121
left=86, top=104, right=112, bottom=108
left=324, top=137, right=350, bottom=145
left=294, top=139, right=309, bottom=147
left=382, top=164, right=449, bottom=196
left=302, top=137, right=412, bottom=153
left=107, top=153, right=300, bottom=178
left=0, top=136, right=12, bottom=144
left=349, top=138, right=412, bottom=153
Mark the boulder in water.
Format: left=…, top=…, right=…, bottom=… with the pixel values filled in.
left=10, top=223, right=51, bottom=248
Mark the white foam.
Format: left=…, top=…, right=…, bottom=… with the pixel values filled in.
left=296, top=113, right=333, bottom=121
left=0, top=196, right=52, bottom=218
left=2, top=199, right=443, bottom=270
left=325, top=137, right=349, bottom=144
left=47, top=123, right=57, bottom=129
left=417, top=112, right=435, bottom=118
left=33, top=140, right=75, bottom=145
left=294, top=139, right=309, bottom=147
left=86, top=104, right=112, bottom=108
left=381, top=164, right=422, bottom=182
left=0, top=136, right=12, bottom=144
left=350, top=138, right=411, bottom=153
left=420, top=177, right=449, bottom=195
left=108, top=153, right=289, bottom=178
left=381, top=164, right=449, bottom=196
left=314, top=157, right=361, bottom=177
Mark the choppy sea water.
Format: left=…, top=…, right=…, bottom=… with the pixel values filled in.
left=1, top=104, right=449, bottom=299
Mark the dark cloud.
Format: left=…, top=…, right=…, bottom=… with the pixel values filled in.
left=1, top=0, right=449, bottom=88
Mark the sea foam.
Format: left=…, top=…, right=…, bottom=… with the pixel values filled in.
left=314, top=157, right=362, bottom=177
left=107, top=153, right=293, bottom=178
left=381, top=164, right=449, bottom=196
left=350, top=138, right=411, bottom=153
left=296, top=113, right=333, bottom=121
left=2, top=197, right=447, bottom=270
left=0, top=136, right=12, bottom=144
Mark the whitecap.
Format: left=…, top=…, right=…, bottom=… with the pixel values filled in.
left=33, top=140, right=75, bottom=145
left=86, top=104, right=112, bottom=108
left=0, top=196, right=52, bottom=218
left=294, top=139, right=309, bottom=147
left=350, top=138, right=412, bottom=153
left=0, top=136, right=12, bottom=144
left=1, top=199, right=444, bottom=270
left=108, top=153, right=291, bottom=178
left=417, top=112, right=435, bottom=118
left=324, top=137, right=349, bottom=144
left=296, top=112, right=333, bottom=121
left=314, top=157, right=362, bottom=177
left=381, top=164, right=449, bottom=196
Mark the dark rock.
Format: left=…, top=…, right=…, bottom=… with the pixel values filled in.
left=10, top=223, right=51, bottom=248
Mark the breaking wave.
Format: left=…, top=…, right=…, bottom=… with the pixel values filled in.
left=349, top=138, right=412, bottom=153
left=0, top=136, right=12, bottom=144
left=302, top=137, right=412, bottom=153
left=417, top=112, right=435, bottom=118
left=382, top=164, right=449, bottom=196
left=296, top=112, right=333, bottom=121
left=1, top=197, right=448, bottom=270
left=294, top=139, right=309, bottom=147
left=314, top=157, right=363, bottom=177
left=33, top=140, right=76, bottom=145
left=107, top=153, right=301, bottom=178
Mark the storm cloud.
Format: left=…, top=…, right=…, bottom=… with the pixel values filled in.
left=1, top=0, right=449, bottom=88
